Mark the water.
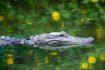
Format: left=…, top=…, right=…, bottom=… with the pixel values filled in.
left=0, top=1, right=105, bottom=70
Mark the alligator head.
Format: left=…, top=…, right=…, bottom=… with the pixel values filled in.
left=27, top=31, right=94, bottom=50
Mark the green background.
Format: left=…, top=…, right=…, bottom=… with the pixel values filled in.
left=0, top=0, right=105, bottom=70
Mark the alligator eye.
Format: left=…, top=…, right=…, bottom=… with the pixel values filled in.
left=59, top=34, right=65, bottom=37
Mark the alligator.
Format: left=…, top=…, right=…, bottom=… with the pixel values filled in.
left=0, top=31, right=94, bottom=50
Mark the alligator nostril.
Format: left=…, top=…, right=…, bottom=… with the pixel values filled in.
left=86, top=37, right=94, bottom=44
left=88, top=37, right=94, bottom=41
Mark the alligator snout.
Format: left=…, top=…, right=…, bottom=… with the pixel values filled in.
left=86, top=37, right=94, bottom=44
left=68, top=36, right=94, bottom=45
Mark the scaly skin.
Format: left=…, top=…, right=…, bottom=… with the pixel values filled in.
left=0, top=31, right=94, bottom=50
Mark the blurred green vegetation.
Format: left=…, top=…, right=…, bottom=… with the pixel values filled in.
left=0, top=0, right=105, bottom=70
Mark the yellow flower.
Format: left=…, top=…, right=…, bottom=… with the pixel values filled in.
left=100, top=53, right=105, bottom=61
left=6, top=54, right=14, bottom=65
left=52, top=11, right=60, bottom=21
left=91, top=0, right=99, bottom=2
left=81, top=63, right=89, bottom=69
left=0, top=16, right=4, bottom=22
left=88, top=56, right=96, bottom=64
left=50, top=51, right=57, bottom=56
left=44, top=56, right=49, bottom=64
left=6, top=58, right=14, bottom=64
